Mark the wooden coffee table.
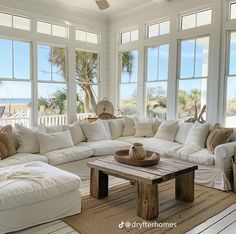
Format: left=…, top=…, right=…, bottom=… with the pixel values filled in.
left=87, top=156, right=198, bottom=220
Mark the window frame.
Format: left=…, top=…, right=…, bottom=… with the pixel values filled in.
left=146, top=19, right=170, bottom=39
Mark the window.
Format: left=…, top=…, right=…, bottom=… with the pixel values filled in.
left=230, top=2, right=236, bottom=20
left=119, top=50, right=138, bottom=115
left=181, top=9, right=212, bottom=30
left=226, top=32, right=236, bottom=127
left=121, top=29, right=139, bottom=44
left=0, top=12, right=30, bottom=30
left=75, top=29, right=99, bottom=44
left=178, top=36, right=209, bottom=119
left=37, top=21, right=67, bottom=38
left=146, top=44, right=169, bottom=119
left=0, top=39, right=31, bottom=127
left=147, top=20, right=170, bottom=38
left=37, top=44, right=68, bottom=126
left=75, top=51, right=99, bottom=114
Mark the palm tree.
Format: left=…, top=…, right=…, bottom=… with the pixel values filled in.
left=122, top=52, right=134, bottom=75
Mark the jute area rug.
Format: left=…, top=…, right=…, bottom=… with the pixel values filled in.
left=64, top=181, right=236, bottom=234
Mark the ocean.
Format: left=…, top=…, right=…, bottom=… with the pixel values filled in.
left=0, top=98, right=31, bottom=105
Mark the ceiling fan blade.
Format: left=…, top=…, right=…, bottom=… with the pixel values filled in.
left=96, top=0, right=109, bottom=10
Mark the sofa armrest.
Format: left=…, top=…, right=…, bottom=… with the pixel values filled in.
left=214, top=142, right=236, bottom=178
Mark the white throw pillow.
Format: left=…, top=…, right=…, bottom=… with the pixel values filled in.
left=123, top=116, right=136, bottom=136
left=81, top=120, right=111, bottom=142
left=108, top=119, right=124, bottom=139
left=175, top=122, right=194, bottom=144
left=37, top=130, right=74, bottom=154
left=152, top=118, right=161, bottom=135
left=185, top=122, right=210, bottom=148
left=135, top=122, right=154, bottom=137
left=14, top=124, right=40, bottom=153
left=154, top=120, right=178, bottom=141
left=67, top=121, right=86, bottom=145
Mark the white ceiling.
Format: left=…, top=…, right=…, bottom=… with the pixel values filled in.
left=24, top=0, right=170, bottom=17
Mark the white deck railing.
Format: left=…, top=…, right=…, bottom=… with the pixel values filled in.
left=0, top=113, right=92, bottom=127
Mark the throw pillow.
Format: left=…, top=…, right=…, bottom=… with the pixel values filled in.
left=152, top=118, right=161, bottom=135
left=14, top=124, right=40, bottom=153
left=81, top=120, right=111, bottom=142
left=37, top=130, right=74, bottom=154
left=206, top=123, right=233, bottom=153
left=123, top=116, right=136, bottom=136
left=175, top=122, right=194, bottom=144
left=108, top=119, right=124, bottom=139
left=135, top=122, right=154, bottom=137
left=0, top=125, right=17, bottom=159
left=67, top=121, right=86, bottom=145
left=185, top=122, right=210, bottom=148
left=45, top=125, right=64, bottom=133
left=154, top=120, right=178, bottom=141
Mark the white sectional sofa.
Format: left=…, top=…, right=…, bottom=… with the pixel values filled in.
left=1, top=118, right=236, bottom=232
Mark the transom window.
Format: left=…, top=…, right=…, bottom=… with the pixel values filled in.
left=147, top=20, right=170, bottom=38
left=146, top=44, right=169, bottom=119
left=230, top=2, right=236, bottom=20
left=37, top=21, right=68, bottom=38
left=76, top=29, right=99, bottom=44
left=181, top=9, right=212, bottom=30
left=178, top=36, right=209, bottom=119
left=0, top=12, right=30, bottom=31
left=121, top=29, right=139, bottom=44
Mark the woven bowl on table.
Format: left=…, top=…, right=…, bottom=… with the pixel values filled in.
left=114, top=150, right=160, bottom=167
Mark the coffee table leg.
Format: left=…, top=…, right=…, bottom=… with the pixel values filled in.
left=90, top=168, right=108, bottom=199
left=175, top=171, right=194, bottom=202
left=136, top=182, right=159, bottom=220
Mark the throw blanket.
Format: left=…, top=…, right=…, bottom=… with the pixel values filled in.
left=0, top=163, right=45, bottom=189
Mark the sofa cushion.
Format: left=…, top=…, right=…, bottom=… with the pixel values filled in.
left=81, top=120, right=111, bottom=142
left=77, top=140, right=131, bottom=156
left=206, top=123, right=233, bottom=153
left=117, top=136, right=147, bottom=144
left=154, top=120, right=178, bottom=141
left=123, top=116, right=136, bottom=136
left=185, top=122, right=210, bottom=148
left=14, top=124, right=40, bottom=154
left=67, top=121, right=86, bottom=144
left=167, top=144, right=214, bottom=165
left=44, top=146, right=93, bottom=165
left=135, top=122, right=154, bottom=137
left=175, top=122, right=193, bottom=144
left=0, top=153, right=48, bottom=168
left=142, top=138, right=181, bottom=156
left=108, top=119, right=124, bottom=139
left=37, top=130, right=74, bottom=154
left=0, top=161, right=80, bottom=210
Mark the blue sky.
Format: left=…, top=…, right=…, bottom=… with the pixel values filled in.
left=0, top=38, right=236, bottom=103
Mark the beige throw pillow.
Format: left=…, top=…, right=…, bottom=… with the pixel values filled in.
left=0, top=125, right=17, bottom=160
left=37, top=130, right=74, bottom=154
left=185, top=122, right=210, bottom=148
left=154, top=120, right=178, bottom=141
left=135, top=122, right=154, bottom=137
left=206, top=123, right=233, bottom=153
left=67, top=121, right=86, bottom=144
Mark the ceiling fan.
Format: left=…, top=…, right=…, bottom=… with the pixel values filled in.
left=95, top=0, right=110, bottom=10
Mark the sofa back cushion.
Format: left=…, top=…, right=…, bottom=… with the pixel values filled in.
left=175, top=122, right=194, bottom=144
left=37, top=130, right=74, bottom=154
left=108, top=119, right=124, bottom=139
left=67, top=121, right=86, bottom=144
left=154, top=120, right=178, bottom=141
left=206, top=123, right=233, bottom=153
left=185, top=122, right=210, bottom=148
left=123, top=116, right=136, bottom=136
left=81, top=120, right=111, bottom=142
left=0, top=125, right=16, bottom=160
left=135, top=122, right=154, bottom=137
left=14, top=124, right=40, bottom=154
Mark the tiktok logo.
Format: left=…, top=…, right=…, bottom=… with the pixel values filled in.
left=119, top=221, right=124, bottom=229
